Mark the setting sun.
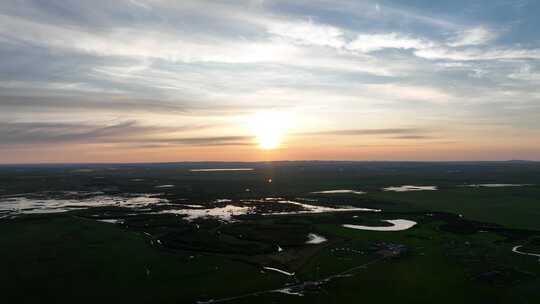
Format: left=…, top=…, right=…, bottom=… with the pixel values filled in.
left=258, top=130, right=281, bottom=149
left=247, top=111, right=291, bottom=150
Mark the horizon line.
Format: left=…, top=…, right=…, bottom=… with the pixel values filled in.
left=0, top=159, right=537, bottom=166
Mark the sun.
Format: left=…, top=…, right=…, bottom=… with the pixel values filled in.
left=247, top=111, right=290, bottom=150
left=257, top=129, right=281, bottom=149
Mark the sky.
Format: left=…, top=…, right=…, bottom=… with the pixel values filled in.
left=1, top=0, right=539, bottom=163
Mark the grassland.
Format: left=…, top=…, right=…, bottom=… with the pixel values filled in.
left=1, top=161, right=540, bottom=303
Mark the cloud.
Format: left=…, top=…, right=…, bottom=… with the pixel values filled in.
left=0, top=94, right=193, bottom=114
left=0, top=92, right=294, bottom=117
left=300, top=0, right=460, bottom=30
left=300, top=128, right=428, bottom=136
left=1, top=0, right=540, bottom=162
left=266, top=19, right=346, bottom=48
left=360, top=83, right=453, bottom=103
left=390, top=135, right=434, bottom=140
left=158, top=136, right=254, bottom=146
left=447, top=26, right=497, bottom=47
left=508, top=65, right=540, bottom=82
left=0, top=120, right=218, bottom=146
left=128, top=0, right=151, bottom=10
left=0, top=11, right=401, bottom=85
left=414, top=46, right=540, bottom=61
left=346, top=33, right=432, bottom=53
left=0, top=13, right=302, bottom=64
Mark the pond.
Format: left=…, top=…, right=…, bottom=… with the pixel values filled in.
left=342, top=219, right=417, bottom=231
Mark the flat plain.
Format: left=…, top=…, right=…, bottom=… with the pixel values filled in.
left=1, top=161, right=540, bottom=303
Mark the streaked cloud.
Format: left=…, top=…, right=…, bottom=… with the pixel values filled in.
left=158, top=136, right=254, bottom=147
left=447, top=26, right=497, bottom=47
left=0, top=120, right=252, bottom=147
left=508, top=65, right=540, bottom=82
left=0, top=0, right=539, bottom=162
left=347, top=33, right=432, bottom=53
left=0, top=121, right=206, bottom=144
left=414, top=46, right=540, bottom=61
left=267, top=19, right=346, bottom=48
left=300, top=128, right=429, bottom=136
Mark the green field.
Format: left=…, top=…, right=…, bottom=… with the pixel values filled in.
left=1, top=162, right=540, bottom=303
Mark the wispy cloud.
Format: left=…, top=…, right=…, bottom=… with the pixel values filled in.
left=447, top=26, right=497, bottom=47
left=0, top=0, right=539, bottom=162
left=300, top=128, right=429, bottom=136
left=0, top=121, right=218, bottom=145
left=157, top=136, right=254, bottom=146
left=267, top=19, right=346, bottom=48
left=508, top=65, right=540, bottom=82
left=414, top=46, right=540, bottom=61
left=347, top=33, right=432, bottom=53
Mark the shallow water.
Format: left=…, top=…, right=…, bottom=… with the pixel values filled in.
left=465, top=184, right=532, bottom=188
left=311, top=190, right=366, bottom=195
left=214, top=199, right=233, bottom=203
left=0, top=193, right=166, bottom=216
left=181, top=204, right=205, bottom=208
left=305, top=233, right=327, bottom=244
left=342, top=219, right=417, bottom=231
left=512, top=245, right=540, bottom=261
left=263, top=267, right=295, bottom=276
left=158, top=205, right=254, bottom=222
left=0, top=193, right=380, bottom=223
left=96, top=218, right=124, bottom=224
left=265, top=199, right=380, bottom=215
left=274, top=288, right=304, bottom=296
left=156, top=198, right=379, bottom=222
left=383, top=185, right=437, bottom=192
